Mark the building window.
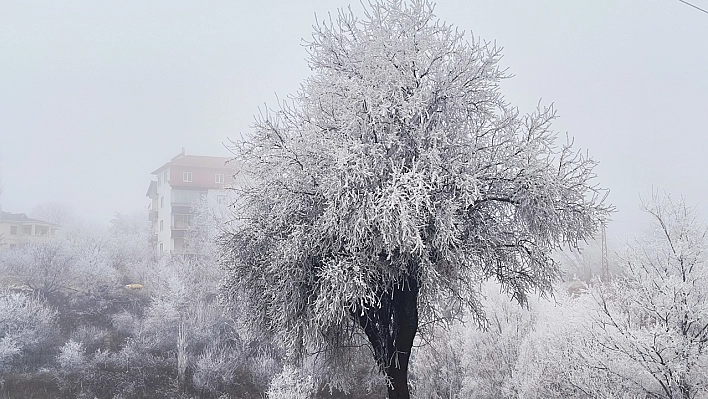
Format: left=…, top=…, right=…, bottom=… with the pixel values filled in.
left=172, top=214, right=192, bottom=229
left=159, top=242, right=163, bottom=252
left=157, top=176, right=161, bottom=186
left=183, top=172, right=192, bottom=182
left=36, top=226, right=48, bottom=236
left=10, top=226, right=17, bottom=235
left=215, top=174, right=224, bottom=184
left=161, top=197, right=164, bottom=208
left=22, top=225, right=32, bottom=235
left=160, top=220, right=164, bottom=231
left=163, top=171, right=168, bottom=183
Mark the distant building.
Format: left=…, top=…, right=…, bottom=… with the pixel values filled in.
left=146, top=149, right=237, bottom=255
left=0, top=211, right=59, bottom=249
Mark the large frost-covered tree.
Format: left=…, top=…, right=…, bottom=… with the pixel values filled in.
left=220, top=1, right=610, bottom=398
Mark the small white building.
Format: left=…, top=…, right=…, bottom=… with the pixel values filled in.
left=0, top=211, right=59, bottom=249
left=146, top=149, right=237, bottom=255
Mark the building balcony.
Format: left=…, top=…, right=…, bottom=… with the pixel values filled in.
left=171, top=228, right=187, bottom=238
left=171, top=205, right=194, bottom=214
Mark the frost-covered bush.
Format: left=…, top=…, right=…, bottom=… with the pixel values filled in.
left=267, top=365, right=316, bottom=399
left=509, top=292, right=620, bottom=399
left=0, top=289, right=56, bottom=373
left=0, top=336, right=21, bottom=372
left=107, top=211, right=153, bottom=273
left=109, top=255, right=275, bottom=397
left=57, top=340, right=87, bottom=372
left=308, top=344, right=386, bottom=398
left=56, top=339, right=180, bottom=399
left=0, top=234, right=121, bottom=296
left=191, top=343, right=277, bottom=398
left=135, top=256, right=206, bottom=349
left=111, top=310, right=138, bottom=335
left=135, top=256, right=235, bottom=359
left=0, top=241, right=73, bottom=295
left=69, top=252, right=121, bottom=294
left=192, top=345, right=239, bottom=393
left=411, top=283, right=536, bottom=399
left=246, top=350, right=284, bottom=393
left=410, top=324, right=468, bottom=399
left=70, top=325, right=111, bottom=353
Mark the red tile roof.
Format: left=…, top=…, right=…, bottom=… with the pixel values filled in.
left=151, top=154, right=236, bottom=175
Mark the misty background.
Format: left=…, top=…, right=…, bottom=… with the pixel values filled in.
left=1, top=0, right=706, bottom=242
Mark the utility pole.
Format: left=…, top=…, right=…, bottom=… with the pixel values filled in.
left=600, top=223, right=610, bottom=283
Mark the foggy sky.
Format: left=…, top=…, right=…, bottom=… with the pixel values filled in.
left=1, top=0, right=706, bottom=242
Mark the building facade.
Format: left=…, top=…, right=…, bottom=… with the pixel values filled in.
left=147, top=149, right=237, bottom=254
left=0, top=211, right=59, bottom=249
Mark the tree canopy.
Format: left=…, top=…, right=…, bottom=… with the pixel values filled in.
left=220, top=1, right=611, bottom=397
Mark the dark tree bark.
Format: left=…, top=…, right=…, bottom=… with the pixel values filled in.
left=353, top=276, right=419, bottom=399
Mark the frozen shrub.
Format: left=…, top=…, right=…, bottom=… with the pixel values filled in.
left=0, top=336, right=21, bottom=372
left=307, top=344, right=386, bottom=398
left=247, top=351, right=282, bottom=392
left=138, top=295, right=181, bottom=348
left=57, top=339, right=180, bottom=399
left=0, top=289, right=56, bottom=372
left=0, top=236, right=122, bottom=297
left=70, top=325, right=111, bottom=353
left=267, top=365, right=316, bottom=399
left=192, top=345, right=239, bottom=393
left=410, top=283, right=536, bottom=399
left=111, top=310, right=137, bottom=335
left=410, top=327, right=467, bottom=399
left=57, top=340, right=87, bottom=372
left=509, top=291, right=635, bottom=399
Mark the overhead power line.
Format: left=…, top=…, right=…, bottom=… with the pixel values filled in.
left=676, top=0, right=708, bottom=14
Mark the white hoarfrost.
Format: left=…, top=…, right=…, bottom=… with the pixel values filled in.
left=220, top=0, right=610, bottom=395
left=0, top=289, right=56, bottom=373
left=589, top=194, right=708, bottom=399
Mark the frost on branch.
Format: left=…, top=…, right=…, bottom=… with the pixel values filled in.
left=220, top=0, right=610, bottom=393
left=0, top=289, right=56, bottom=374
left=590, top=193, right=708, bottom=399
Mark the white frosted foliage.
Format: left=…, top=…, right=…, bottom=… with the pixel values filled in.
left=220, top=0, right=610, bottom=388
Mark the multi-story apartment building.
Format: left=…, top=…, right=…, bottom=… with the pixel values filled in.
left=146, top=149, right=236, bottom=254
left=0, top=211, right=59, bottom=249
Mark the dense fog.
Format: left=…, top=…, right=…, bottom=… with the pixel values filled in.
left=1, top=1, right=707, bottom=398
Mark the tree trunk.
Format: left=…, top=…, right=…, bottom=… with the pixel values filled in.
left=385, top=351, right=412, bottom=399
left=354, top=276, right=419, bottom=399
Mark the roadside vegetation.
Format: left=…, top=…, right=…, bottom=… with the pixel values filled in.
left=0, top=193, right=706, bottom=399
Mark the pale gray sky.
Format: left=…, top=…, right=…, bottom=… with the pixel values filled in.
left=1, top=0, right=706, bottom=241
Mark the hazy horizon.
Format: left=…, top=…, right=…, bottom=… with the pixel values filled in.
left=1, top=0, right=707, bottom=244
